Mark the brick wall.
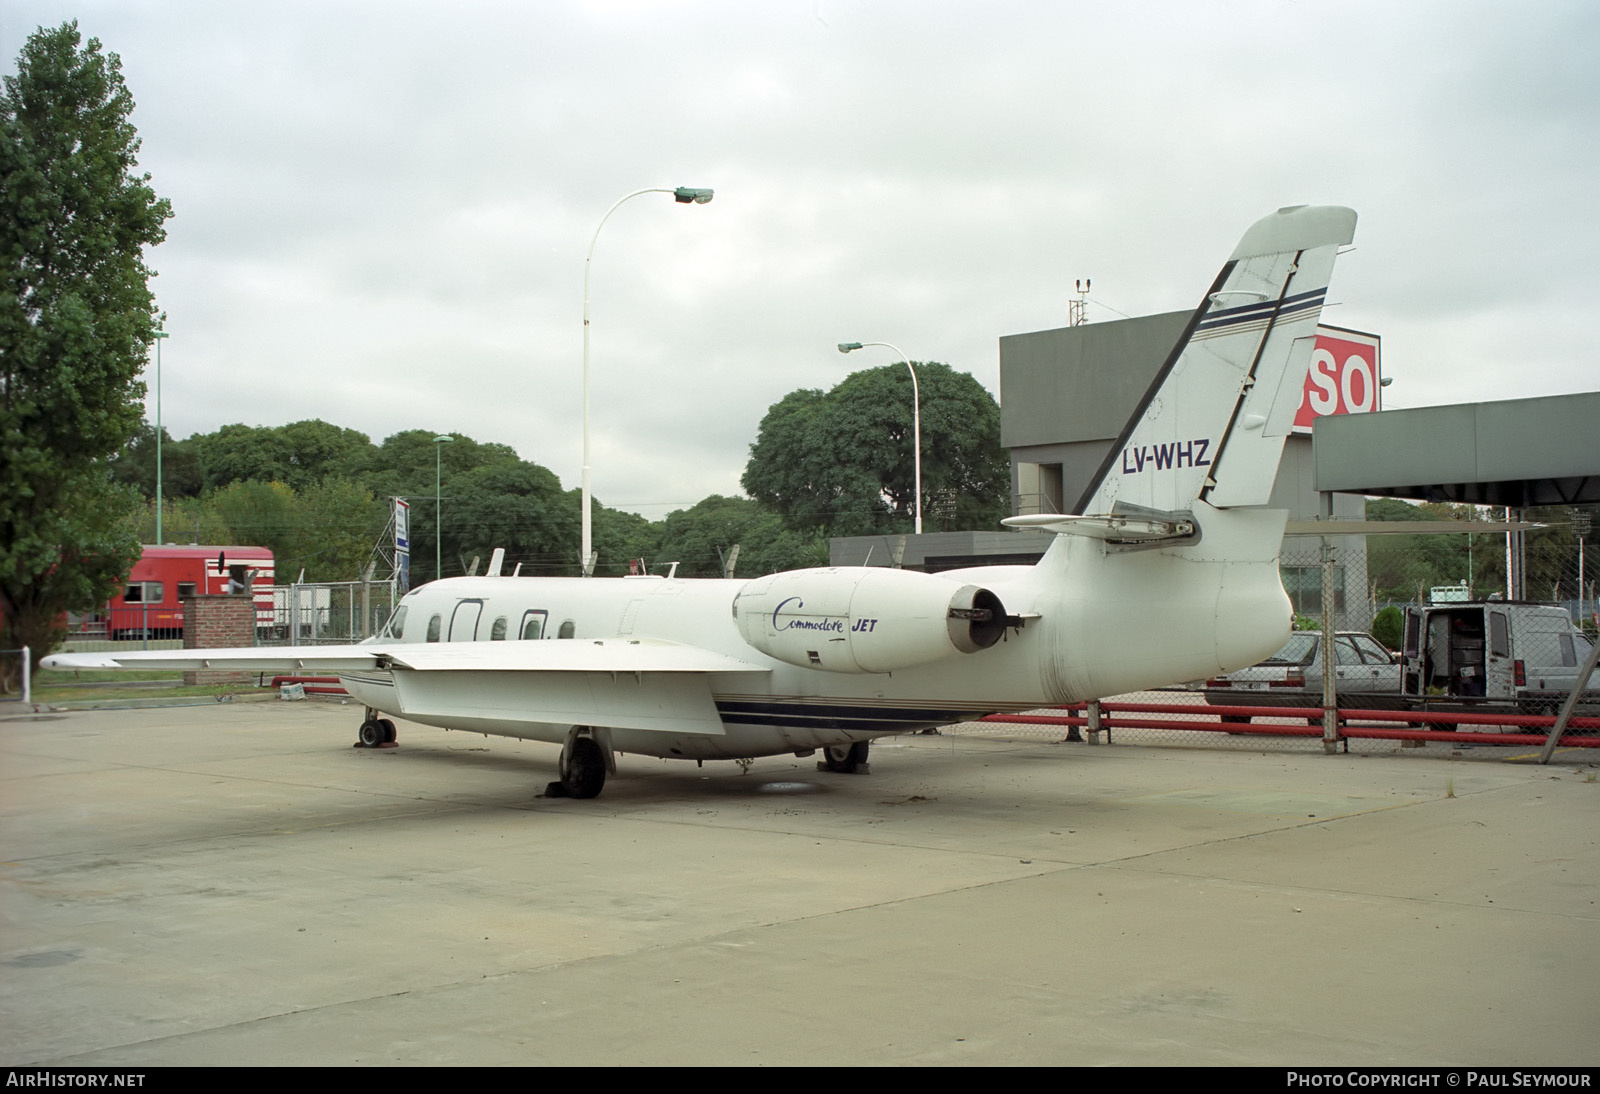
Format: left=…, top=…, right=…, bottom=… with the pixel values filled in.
left=181, top=594, right=256, bottom=686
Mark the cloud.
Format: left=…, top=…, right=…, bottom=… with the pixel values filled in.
left=5, top=0, right=1597, bottom=523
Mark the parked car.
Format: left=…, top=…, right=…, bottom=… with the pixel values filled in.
left=1203, top=630, right=1401, bottom=722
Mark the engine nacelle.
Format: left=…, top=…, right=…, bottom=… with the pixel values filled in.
left=731, top=567, right=1008, bottom=674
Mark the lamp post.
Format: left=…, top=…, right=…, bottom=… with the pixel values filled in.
left=434, top=434, right=452, bottom=581
left=152, top=329, right=169, bottom=544
left=582, top=185, right=714, bottom=576
left=837, top=341, right=922, bottom=535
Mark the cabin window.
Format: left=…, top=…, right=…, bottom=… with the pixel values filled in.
left=426, top=614, right=442, bottom=643
left=177, top=582, right=197, bottom=598
left=558, top=619, right=576, bottom=639
left=519, top=610, right=547, bottom=640
left=1560, top=633, right=1576, bottom=667
left=490, top=616, right=508, bottom=641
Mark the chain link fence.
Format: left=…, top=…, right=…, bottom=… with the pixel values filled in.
left=255, top=582, right=399, bottom=645
left=61, top=582, right=399, bottom=652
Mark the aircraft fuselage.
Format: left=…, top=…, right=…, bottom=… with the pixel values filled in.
left=345, top=502, right=1292, bottom=762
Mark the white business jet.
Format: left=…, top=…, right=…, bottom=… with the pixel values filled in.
left=47, top=204, right=1357, bottom=799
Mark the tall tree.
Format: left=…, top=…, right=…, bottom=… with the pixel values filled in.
left=742, top=363, right=1009, bottom=538
left=108, top=419, right=202, bottom=500
left=0, top=22, right=172, bottom=665
left=653, top=495, right=827, bottom=577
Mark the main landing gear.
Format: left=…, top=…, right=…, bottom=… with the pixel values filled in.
left=544, top=729, right=614, bottom=799
left=355, top=708, right=397, bottom=749
left=819, top=741, right=870, bottom=774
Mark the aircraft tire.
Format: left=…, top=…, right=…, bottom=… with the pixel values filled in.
left=563, top=736, right=607, bottom=799
left=822, top=741, right=869, bottom=774
left=378, top=719, right=398, bottom=745
left=357, top=719, right=384, bottom=748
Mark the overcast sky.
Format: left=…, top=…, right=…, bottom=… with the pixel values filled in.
left=5, top=1, right=1597, bottom=519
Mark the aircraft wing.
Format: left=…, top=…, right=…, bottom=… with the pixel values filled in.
left=43, top=639, right=770, bottom=739
left=43, top=638, right=769, bottom=675
left=43, top=644, right=386, bottom=672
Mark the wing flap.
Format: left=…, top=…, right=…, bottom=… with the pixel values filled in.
left=384, top=638, right=769, bottom=674
left=391, top=669, right=729, bottom=736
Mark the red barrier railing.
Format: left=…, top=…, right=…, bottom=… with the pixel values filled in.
left=980, top=701, right=1600, bottom=747
left=266, top=675, right=348, bottom=696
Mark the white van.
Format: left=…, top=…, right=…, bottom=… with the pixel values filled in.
left=1399, top=602, right=1597, bottom=716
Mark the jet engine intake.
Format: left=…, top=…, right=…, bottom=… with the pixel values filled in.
left=732, top=567, right=1007, bottom=674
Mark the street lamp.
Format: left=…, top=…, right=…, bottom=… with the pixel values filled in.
left=152, top=329, right=169, bottom=544
left=838, top=341, right=923, bottom=534
left=581, top=185, right=714, bottom=576
left=434, top=434, right=452, bottom=581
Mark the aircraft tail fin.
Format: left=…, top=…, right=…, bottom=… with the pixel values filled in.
left=1071, top=204, right=1356, bottom=516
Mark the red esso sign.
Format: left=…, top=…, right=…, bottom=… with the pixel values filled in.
left=1294, top=331, right=1380, bottom=430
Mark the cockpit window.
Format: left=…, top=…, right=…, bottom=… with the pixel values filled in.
left=426, top=614, right=441, bottom=643
left=383, top=605, right=408, bottom=639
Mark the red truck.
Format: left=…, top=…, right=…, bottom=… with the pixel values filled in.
left=93, top=546, right=276, bottom=640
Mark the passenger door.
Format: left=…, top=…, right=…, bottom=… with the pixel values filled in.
left=449, top=599, right=484, bottom=642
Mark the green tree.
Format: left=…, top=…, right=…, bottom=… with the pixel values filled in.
left=742, top=363, right=1009, bottom=538
left=653, top=495, right=826, bottom=577
left=438, top=462, right=574, bottom=580
left=188, top=419, right=375, bottom=492
left=1372, top=604, right=1404, bottom=650
left=108, top=419, right=202, bottom=500
left=589, top=499, right=661, bottom=578
left=292, top=476, right=386, bottom=581
left=0, top=22, right=172, bottom=667
left=207, top=480, right=299, bottom=571
left=1366, top=499, right=1521, bottom=602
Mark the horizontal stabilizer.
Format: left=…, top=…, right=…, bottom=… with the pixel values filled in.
left=1002, top=512, right=1195, bottom=543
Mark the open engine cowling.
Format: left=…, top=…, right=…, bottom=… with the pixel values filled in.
left=731, top=567, right=1008, bottom=674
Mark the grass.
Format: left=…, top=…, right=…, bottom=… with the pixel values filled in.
left=27, top=667, right=267, bottom=704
